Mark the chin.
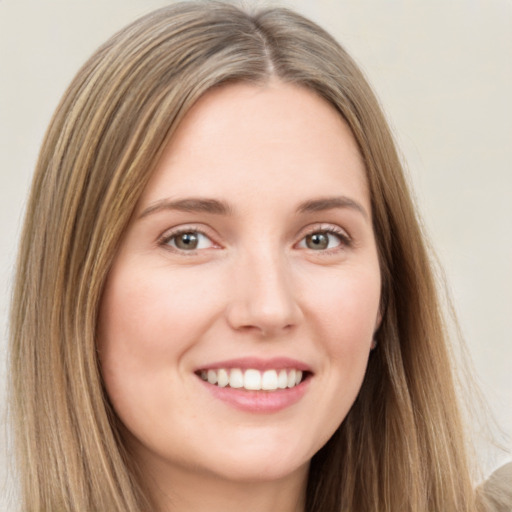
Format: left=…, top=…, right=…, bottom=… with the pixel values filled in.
left=203, top=454, right=310, bottom=484
left=191, top=430, right=317, bottom=484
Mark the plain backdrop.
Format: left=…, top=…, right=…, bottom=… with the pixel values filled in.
left=1, top=0, right=511, bottom=507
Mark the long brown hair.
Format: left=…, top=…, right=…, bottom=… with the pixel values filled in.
left=9, top=2, right=482, bottom=510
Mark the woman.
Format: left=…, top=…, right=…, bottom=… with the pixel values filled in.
left=7, top=2, right=504, bottom=511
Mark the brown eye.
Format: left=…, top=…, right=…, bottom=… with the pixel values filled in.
left=164, top=231, right=214, bottom=251
left=299, top=230, right=347, bottom=251
left=305, top=232, right=329, bottom=250
left=174, top=232, right=199, bottom=250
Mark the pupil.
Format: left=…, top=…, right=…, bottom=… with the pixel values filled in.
left=177, top=233, right=198, bottom=249
left=307, top=232, right=328, bottom=250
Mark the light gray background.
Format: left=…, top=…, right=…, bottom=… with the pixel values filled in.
left=1, top=0, right=511, bottom=507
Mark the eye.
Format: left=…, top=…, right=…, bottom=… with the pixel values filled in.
left=163, top=230, right=215, bottom=251
left=298, top=229, right=349, bottom=251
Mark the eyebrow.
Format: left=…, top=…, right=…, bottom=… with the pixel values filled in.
left=138, top=195, right=368, bottom=220
left=296, top=196, right=369, bottom=219
left=138, top=198, right=232, bottom=219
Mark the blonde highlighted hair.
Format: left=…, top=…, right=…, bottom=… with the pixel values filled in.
left=9, top=1, right=484, bottom=510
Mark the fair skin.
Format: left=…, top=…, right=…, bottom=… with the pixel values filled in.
left=98, top=81, right=382, bottom=512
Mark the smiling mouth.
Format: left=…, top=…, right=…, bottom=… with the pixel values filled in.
left=196, top=368, right=308, bottom=391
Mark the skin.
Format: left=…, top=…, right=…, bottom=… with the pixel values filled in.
left=98, top=81, right=382, bottom=512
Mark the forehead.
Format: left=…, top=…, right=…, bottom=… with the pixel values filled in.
left=139, top=81, right=369, bottom=212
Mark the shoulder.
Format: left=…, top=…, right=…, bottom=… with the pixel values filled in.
left=480, top=462, right=512, bottom=512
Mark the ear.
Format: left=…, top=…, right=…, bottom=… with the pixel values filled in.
left=374, top=308, right=383, bottom=333
left=370, top=307, right=383, bottom=351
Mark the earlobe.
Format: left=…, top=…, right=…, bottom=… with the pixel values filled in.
left=374, top=308, right=383, bottom=332
left=370, top=308, right=382, bottom=351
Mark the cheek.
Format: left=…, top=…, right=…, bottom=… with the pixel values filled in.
left=97, top=264, right=218, bottom=421
left=289, top=264, right=381, bottom=452
left=306, top=265, right=380, bottom=398
left=306, top=264, right=381, bottom=350
left=99, top=264, right=216, bottom=357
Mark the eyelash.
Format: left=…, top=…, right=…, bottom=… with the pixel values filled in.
left=158, top=224, right=352, bottom=254
left=299, top=225, right=352, bottom=253
left=159, top=226, right=216, bottom=253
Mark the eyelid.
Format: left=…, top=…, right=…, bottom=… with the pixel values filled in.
left=295, top=223, right=352, bottom=250
left=157, top=222, right=352, bottom=254
left=158, top=224, right=221, bottom=252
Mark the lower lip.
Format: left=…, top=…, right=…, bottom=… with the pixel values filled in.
left=198, top=377, right=311, bottom=413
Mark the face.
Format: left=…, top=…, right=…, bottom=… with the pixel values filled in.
left=98, top=82, right=381, bottom=490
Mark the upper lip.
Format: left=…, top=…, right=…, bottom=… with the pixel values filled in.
left=195, top=357, right=312, bottom=373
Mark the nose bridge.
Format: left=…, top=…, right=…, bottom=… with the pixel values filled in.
left=227, top=244, right=300, bottom=335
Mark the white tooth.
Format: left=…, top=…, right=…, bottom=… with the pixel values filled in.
left=277, top=369, right=288, bottom=389
left=295, top=370, right=303, bottom=385
left=287, top=369, right=296, bottom=388
left=244, top=369, right=262, bottom=390
left=200, top=370, right=208, bottom=381
left=217, top=368, right=229, bottom=387
left=229, top=368, right=244, bottom=388
left=207, top=369, right=217, bottom=385
left=261, top=370, right=278, bottom=390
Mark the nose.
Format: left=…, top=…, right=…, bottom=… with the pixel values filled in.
left=225, top=249, right=302, bottom=337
